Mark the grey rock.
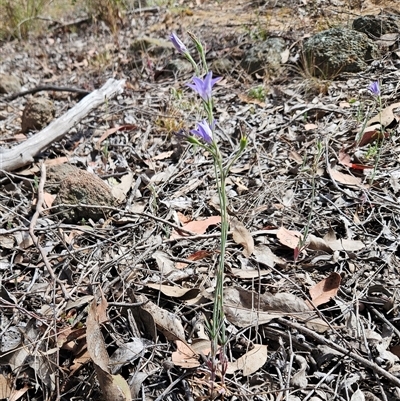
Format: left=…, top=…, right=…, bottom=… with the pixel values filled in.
left=0, top=74, right=21, bottom=94
left=21, top=97, right=55, bottom=132
left=303, top=28, right=378, bottom=78
left=241, top=37, right=287, bottom=75
left=353, top=15, right=399, bottom=38
left=53, top=168, right=115, bottom=222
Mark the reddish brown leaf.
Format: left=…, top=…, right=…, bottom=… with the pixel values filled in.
left=308, top=272, right=341, bottom=307
left=276, top=227, right=302, bottom=249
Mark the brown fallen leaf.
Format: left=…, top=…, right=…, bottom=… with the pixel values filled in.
left=171, top=340, right=200, bottom=368
left=86, top=299, right=131, bottom=401
left=176, top=250, right=214, bottom=269
left=226, top=344, right=268, bottom=376
left=308, top=272, right=341, bottom=308
left=357, top=125, right=388, bottom=148
left=276, top=226, right=302, bottom=249
left=171, top=216, right=221, bottom=239
left=365, top=102, right=400, bottom=128
left=231, top=217, right=254, bottom=257
left=323, top=228, right=365, bottom=252
left=328, top=166, right=362, bottom=187
left=133, top=293, right=187, bottom=343
left=223, top=287, right=314, bottom=328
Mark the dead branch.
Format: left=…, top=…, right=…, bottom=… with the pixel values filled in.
left=0, top=78, right=125, bottom=173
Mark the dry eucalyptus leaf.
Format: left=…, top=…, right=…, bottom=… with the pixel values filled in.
left=253, top=244, right=285, bottom=268
left=231, top=217, right=254, bottom=257
left=171, top=215, right=221, bottom=239
left=224, top=287, right=313, bottom=327
left=109, top=339, right=146, bottom=374
left=0, top=375, right=11, bottom=399
left=351, top=389, right=365, bottom=401
left=87, top=300, right=131, bottom=401
left=134, top=294, right=187, bottom=343
left=94, top=365, right=132, bottom=401
left=171, top=340, right=200, bottom=368
left=145, top=283, right=199, bottom=299
left=276, top=226, right=302, bottom=249
left=365, top=102, right=400, bottom=128
left=226, top=344, right=268, bottom=376
left=328, top=166, right=362, bottom=187
left=152, top=250, right=176, bottom=275
left=308, top=272, right=341, bottom=307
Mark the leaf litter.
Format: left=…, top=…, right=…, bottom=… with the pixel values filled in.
left=1, top=0, right=400, bottom=400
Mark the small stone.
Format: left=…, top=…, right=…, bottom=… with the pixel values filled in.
left=21, top=97, right=55, bottom=132
left=53, top=168, right=115, bottom=223
left=0, top=74, right=21, bottom=94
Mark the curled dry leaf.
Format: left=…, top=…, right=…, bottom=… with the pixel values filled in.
left=231, top=217, right=254, bottom=257
left=226, top=344, right=268, bottom=376
left=308, top=272, right=341, bottom=307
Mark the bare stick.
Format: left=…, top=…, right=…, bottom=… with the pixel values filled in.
left=277, top=318, right=400, bottom=388
left=29, top=163, right=70, bottom=300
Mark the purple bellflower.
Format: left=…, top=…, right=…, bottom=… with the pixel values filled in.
left=190, top=119, right=214, bottom=144
left=187, top=71, right=221, bottom=102
left=368, top=81, right=380, bottom=97
left=170, top=33, right=188, bottom=54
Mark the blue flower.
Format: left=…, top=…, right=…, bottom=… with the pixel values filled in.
left=368, top=81, right=380, bottom=96
left=187, top=71, right=221, bottom=102
left=190, top=119, right=214, bottom=143
left=170, top=33, right=188, bottom=54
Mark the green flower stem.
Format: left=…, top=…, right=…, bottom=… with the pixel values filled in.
left=370, top=94, right=383, bottom=185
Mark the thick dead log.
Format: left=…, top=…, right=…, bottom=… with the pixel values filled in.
left=0, top=78, right=125, bottom=173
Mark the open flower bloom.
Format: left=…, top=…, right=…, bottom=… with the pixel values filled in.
left=190, top=119, right=214, bottom=144
left=368, top=81, right=380, bottom=96
left=169, top=33, right=188, bottom=54
left=187, top=71, right=221, bottom=102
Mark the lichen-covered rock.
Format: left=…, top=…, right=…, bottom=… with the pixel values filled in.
left=21, top=97, right=55, bottom=132
left=53, top=168, right=115, bottom=222
left=241, top=37, right=287, bottom=76
left=303, top=28, right=378, bottom=78
left=352, top=15, right=399, bottom=37
left=0, top=74, right=21, bottom=94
